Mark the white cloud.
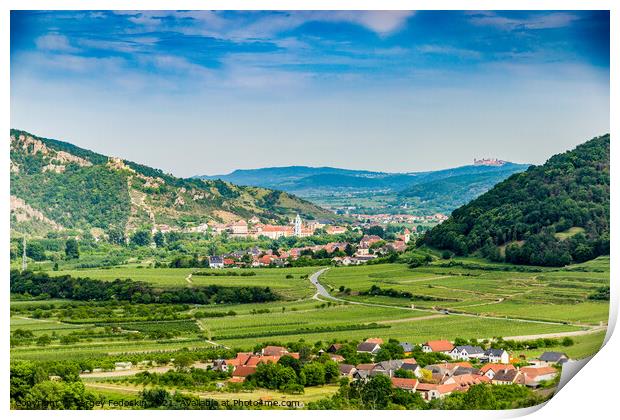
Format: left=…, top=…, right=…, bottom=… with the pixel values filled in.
left=418, top=45, right=482, bottom=60
left=114, top=10, right=415, bottom=40
left=35, top=34, right=79, bottom=52
left=469, top=12, right=580, bottom=31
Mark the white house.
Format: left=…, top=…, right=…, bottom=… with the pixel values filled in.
left=209, top=256, right=224, bottom=269
left=482, top=348, right=510, bottom=364
left=449, top=345, right=485, bottom=361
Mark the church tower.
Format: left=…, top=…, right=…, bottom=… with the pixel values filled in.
left=294, top=214, right=302, bottom=237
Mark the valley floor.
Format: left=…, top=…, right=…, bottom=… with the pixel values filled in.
left=10, top=256, right=610, bottom=409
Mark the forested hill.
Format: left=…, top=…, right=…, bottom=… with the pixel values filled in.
left=421, top=134, right=610, bottom=266
left=10, top=129, right=337, bottom=237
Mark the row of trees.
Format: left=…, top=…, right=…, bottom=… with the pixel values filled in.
left=249, top=355, right=341, bottom=392
left=10, top=270, right=280, bottom=305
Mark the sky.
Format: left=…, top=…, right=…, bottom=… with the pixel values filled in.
left=10, top=10, right=610, bottom=177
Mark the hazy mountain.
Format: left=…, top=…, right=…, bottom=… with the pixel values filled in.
left=198, top=162, right=531, bottom=211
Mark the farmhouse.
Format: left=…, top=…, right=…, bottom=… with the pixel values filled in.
left=479, top=363, right=516, bottom=380
left=426, top=362, right=473, bottom=381
left=416, top=383, right=459, bottom=401
left=339, top=364, right=357, bottom=378
left=533, top=352, right=569, bottom=367
left=327, top=344, right=342, bottom=353
left=230, top=220, right=248, bottom=236
left=481, top=348, right=510, bottom=364
left=449, top=345, right=485, bottom=361
left=399, top=342, right=414, bottom=354
left=400, top=362, right=421, bottom=378
left=521, top=366, right=558, bottom=386
left=491, top=369, right=525, bottom=385
left=422, top=340, right=454, bottom=354
left=444, top=373, right=491, bottom=387
left=391, top=377, right=419, bottom=392
left=231, top=365, right=256, bottom=381
left=326, top=226, right=347, bottom=235
left=357, top=342, right=381, bottom=354
left=371, top=360, right=404, bottom=377
left=354, top=363, right=376, bottom=380
left=359, top=235, right=382, bottom=249
left=208, top=256, right=224, bottom=269
left=212, top=359, right=228, bottom=372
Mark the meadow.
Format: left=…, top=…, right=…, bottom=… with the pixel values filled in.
left=10, top=256, right=609, bottom=368
left=55, top=266, right=319, bottom=299
left=322, top=257, right=610, bottom=326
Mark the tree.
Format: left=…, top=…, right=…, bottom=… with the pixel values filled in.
left=107, top=228, right=126, bottom=245
left=172, top=353, right=194, bottom=370
left=394, top=369, right=415, bottom=379
left=461, top=384, right=497, bottom=409
left=141, top=387, right=170, bottom=408
left=26, top=242, right=46, bottom=261
left=365, top=225, right=385, bottom=238
left=131, top=230, right=152, bottom=247
left=360, top=374, right=392, bottom=409
left=19, top=381, right=97, bottom=409
left=278, top=355, right=301, bottom=375
left=324, top=361, right=340, bottom=383
left=65, top=239, right=79, bottom=259
left=153, top=231, right=165, bottom=248
left=301, top=362, right=326, bottom=386
left=298, top=345, right=313, bottom=362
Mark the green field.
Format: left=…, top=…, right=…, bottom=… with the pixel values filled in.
left=54, top=266, right=318, bottom=300
left=322, top=257, right=610, bottom=325
left=11, top=257, right=609, bottom=366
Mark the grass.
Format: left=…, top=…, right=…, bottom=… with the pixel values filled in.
left=11, top=256, right=609, bottom=364
left=322, top=256, right=610, bottom=325
left=84, top=381, right=339, bottom=409
left=554, top=227, right=586, bottom=240
left=54, top=266, right=319, bottom=300
left=516, top=330, right=606, bottom=360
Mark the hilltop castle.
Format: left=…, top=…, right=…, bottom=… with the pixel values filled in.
left=473, top=158, right=507, bottom=166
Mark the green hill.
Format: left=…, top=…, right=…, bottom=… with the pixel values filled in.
left=397, top=164, right=530, bottom=211
left=421, top=134, right=610, bottom=266
left=10, top=129, right=337, bottom=237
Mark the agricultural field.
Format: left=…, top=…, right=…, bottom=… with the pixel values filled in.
left=321, top=256, right=610, bottom=326
left=54, top=266, right=318, bottom=300
left=11, top=256, right=609, bottom=367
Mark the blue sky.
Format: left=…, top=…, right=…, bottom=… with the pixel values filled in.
left=11, top=10, right=609, bottom=177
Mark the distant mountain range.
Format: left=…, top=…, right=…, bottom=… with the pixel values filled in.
left=10, top=130, right=337, bottom=236
left=197, top=162, right=531, bottom=212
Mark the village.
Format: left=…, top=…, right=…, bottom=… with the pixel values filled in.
left=100, top=337, right=565, bottom=405
left=216, top=338, right=563, bottom=401
left=167, top=214, right=417, bottom=268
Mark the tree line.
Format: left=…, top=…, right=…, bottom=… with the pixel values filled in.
left=10, top=270, right=280, bottom=305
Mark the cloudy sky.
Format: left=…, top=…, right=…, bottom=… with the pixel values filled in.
left=10, top=10, right=609, bottom=177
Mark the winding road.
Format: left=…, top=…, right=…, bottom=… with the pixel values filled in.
left=307, top=267, right=605, bottom=339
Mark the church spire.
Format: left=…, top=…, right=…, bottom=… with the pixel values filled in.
left=294, top=214, right=302, bottom=237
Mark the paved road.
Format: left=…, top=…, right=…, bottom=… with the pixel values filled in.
left=309, top=268, right=333, bottom=299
